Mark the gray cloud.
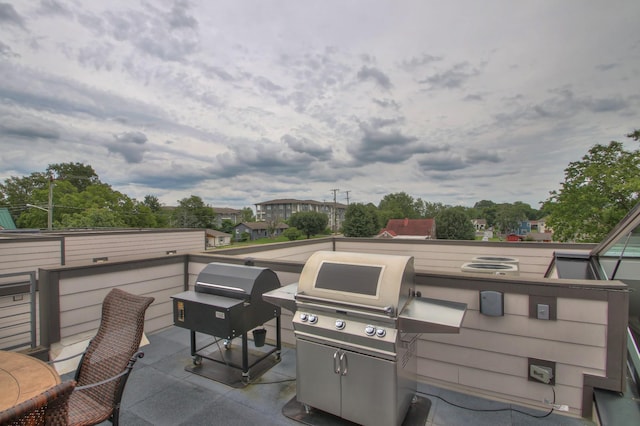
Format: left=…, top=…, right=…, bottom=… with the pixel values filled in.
left=168, top=0, right=198, bottom=29
left=400, top=54, right=443, bottom=70
left=0, top=114, right=61, bottom=140
left=282, top=134, right=333, bottom=161
left=0, top=2, right=25, bottom=28
left=0, top=40, right=18, bottom=58
left=108, top=131, right=148, bottom=163
left=419, top=62, right=481, bottom=89
left=372, top=98, right=399, bottom=109
left=357, top=66, right=392, bottom=89
left=37, top=0, right=73, bottom=17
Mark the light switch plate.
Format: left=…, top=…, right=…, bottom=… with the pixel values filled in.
left=537, top=303, right=550, bottom=320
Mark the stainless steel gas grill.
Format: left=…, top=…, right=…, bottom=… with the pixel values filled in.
left=171, top=262, right=282, bottom=386
left=263, top=251, right=467, bottom=426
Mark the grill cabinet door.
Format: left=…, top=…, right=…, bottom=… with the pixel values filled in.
left=340, top=349, right=397, bottom=426
left=296, top=339, right=341, bottom=417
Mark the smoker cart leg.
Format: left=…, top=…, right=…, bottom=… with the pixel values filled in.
left=190, top=330, right=197, bottom=356
left=275, top=315, right=282, bottom=360
left=190, top=331, right=202, bottom=365
left=241, top=332, right=249, bottom=382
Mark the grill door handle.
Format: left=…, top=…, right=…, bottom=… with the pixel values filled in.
left=333, top=350, right=341, bottom=374
left=339, top=352, right=348, bottom=376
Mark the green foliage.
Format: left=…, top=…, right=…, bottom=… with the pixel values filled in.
left=342, top=203, right=380, bottom=237
left=171, top=195, right=215, bottom=228
left=219, top=219, right=235, bottom=234
left=378, top=192, right=421, bottom=226
left=288, top=211, right=329, bottom=239
left=436, top=206, right=476, bottom=240
left=543, top=135, right=640, bottom=242
left=494, top=204, right=527, bottom=235
left=241, top=207, right=255, bottom=222
left=283, top=226, right=303, bottom=241
left=59, top=207, right=126, bottom=228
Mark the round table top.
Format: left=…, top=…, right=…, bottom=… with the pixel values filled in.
left=0, top=350, right=61, bottom=411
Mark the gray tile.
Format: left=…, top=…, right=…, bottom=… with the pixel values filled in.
left=180, top=396, right=292, bottom=426
left=126, top=379, right=219, bottom=426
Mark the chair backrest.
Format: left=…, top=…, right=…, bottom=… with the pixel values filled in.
left=0, top=380, right=76, bottom=426
left=75, top=288, right=154, bottom=405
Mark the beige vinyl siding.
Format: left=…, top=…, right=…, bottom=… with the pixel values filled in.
left=415, top=284, right=607, bottom=416
left=58, top=262, right=184, bottom=339
left=0, top=293, right=33, bottom=349
left=0, top=239, right=61, bottom=276
left=63, top=231, right=204, bottom=265
left=334, top=239, right=583, bottom=277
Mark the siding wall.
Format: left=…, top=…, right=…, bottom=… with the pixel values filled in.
left=414, top=281, right=608, bottom=417
left=56, top=260, right=185, bottom=340
left=333, top=238, right=586, bottom=278
left=0, top=237, right=62, bottom=277
left=63, top=230, right=204, bottom=265
left=36, top=237, right=620, bottom=419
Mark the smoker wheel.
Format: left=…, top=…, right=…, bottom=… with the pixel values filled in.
left=192, top=355, right=202, bottom=365
left=223, top=339, right=232, bottom=349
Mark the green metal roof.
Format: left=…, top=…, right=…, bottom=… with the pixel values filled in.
left=0, top=208, right=17, bottom=230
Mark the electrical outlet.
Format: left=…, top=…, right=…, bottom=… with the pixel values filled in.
left=530, top=364, right=554, bottom=384
left=528, top=358, right=556, bottom=385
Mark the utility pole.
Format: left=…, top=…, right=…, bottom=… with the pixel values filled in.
left=47, top=174, right=54, bottom=231
left=344, top=190, right=351, bottom=205
left=330, top=188, right=339, bottom=233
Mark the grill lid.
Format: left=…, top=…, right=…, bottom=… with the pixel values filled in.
left=296, top=251, right=414, bottom=314
left=195, top=262, right=280, bottom=300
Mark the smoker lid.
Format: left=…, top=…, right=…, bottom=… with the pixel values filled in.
left=195, top=262, right=280, bottom=299
left=297, top=251, right=414, bottom=312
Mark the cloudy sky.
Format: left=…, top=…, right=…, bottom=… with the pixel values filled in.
left=1, top=1, right=638, bottom=211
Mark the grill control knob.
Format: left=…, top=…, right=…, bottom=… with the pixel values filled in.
left=335, top=319, right=345, bottom=330
left=365, top=325, right=375, bottom=336
left=300, top=313, right=308, bottom=322
left=308, top=314, right=318, bottom=324
left=376, top=328, right=386, bottom=337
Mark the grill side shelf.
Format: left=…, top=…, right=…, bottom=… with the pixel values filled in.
left=398, top=297, right=467, bottom=334
left=262, top=283, right=298, bottom=313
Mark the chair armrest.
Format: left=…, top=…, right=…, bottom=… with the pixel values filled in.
left=47, top=350, right=85, bottom=365
left=74, top=352, right=145, bottom=391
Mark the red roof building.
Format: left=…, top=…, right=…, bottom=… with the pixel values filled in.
left=376, top=218, right=436, bottom=239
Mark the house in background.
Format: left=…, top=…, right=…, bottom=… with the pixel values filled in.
left=211, top=207, right=243, bottom=228
left=233, top=221, right=288, bottom=241
left=0, top=208, right=17, bottom=230
left=205, top=229, right=232, bottom=248
left=472, top=218, right=487, bottom=231
left=376, top=218, right=436, bottom=239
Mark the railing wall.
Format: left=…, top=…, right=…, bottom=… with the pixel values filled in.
left=36, top=238, right=622, bottom=419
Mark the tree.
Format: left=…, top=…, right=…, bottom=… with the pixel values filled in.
left=219, top=219, right=235, bottom=234
left=288, top=211, right=328, bottom=239
left=46, top=163, right=100, bottom=192
left=342, top=203, right=380, bottom=237
left=378, top=192, right=421, bottom=227
left=171, top=195, right=215, bottom=228
left=543, top=133, right=640, bottom=242
left=494, top=204, right=526, bottom=235
left=283, top=227, right=302, bottom=241
left=422, top=201, right=448, bottom=219
left=241, top=207, right=255, bottom=222
left=435, top=206, right=476, bottom=240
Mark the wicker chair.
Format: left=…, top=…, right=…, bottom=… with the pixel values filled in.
left=66, top=288, right=154, bottom=426
left=0, top=380, right=76, bottom=426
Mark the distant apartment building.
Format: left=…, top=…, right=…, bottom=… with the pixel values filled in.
left=211, top=207, right=243, bottom=228
left=255, top=198, right=347, bottom=232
